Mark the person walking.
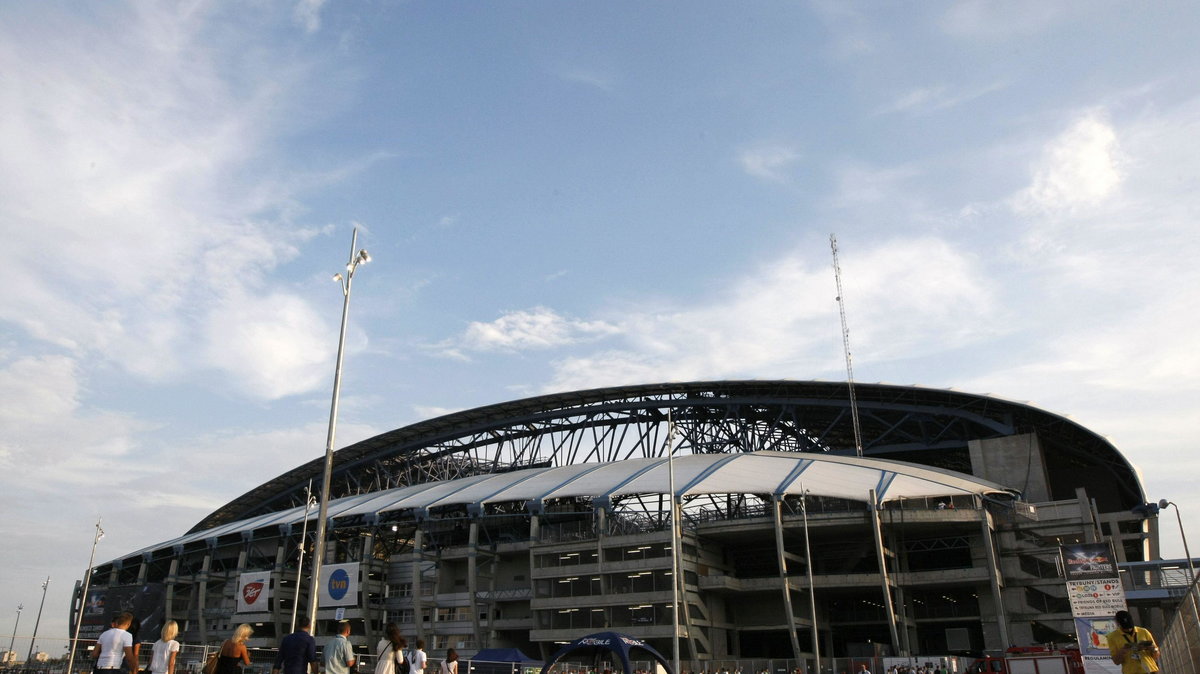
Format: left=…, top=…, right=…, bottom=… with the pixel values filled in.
left=217, top=624, right=253, bottom=674
left=1106, top=610, right=1160, bottom=674
left=374, top=624, right=406, bottom=674
left=124, top=616, right=143, bottom=674
left=92, top=613, right=136, bottom=674
left=148, top=621, right=180, bottom=674
left=323, top=621, right=357, bottom=674
left=408, top=639, right=427, bottom=674
left=439, top=649, right=458, bottom=674
left=272, top=616, right=318, bottom=674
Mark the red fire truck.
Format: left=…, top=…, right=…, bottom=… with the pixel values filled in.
left=967, top=647, right=1085, bottom=674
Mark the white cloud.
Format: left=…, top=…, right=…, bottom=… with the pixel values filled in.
left=542, top=236, right=998, bottom=393
left=203, top=290, right=331, bottom=399
left=294, top=0, right=328, bottom=34
left=458, top=307, right=621, bottom=353
left=939, top=0, right=1069, bottom=39
left=413, top=405, right=461, bottom=420
left=1014, top=111, right=1122, bottom=214
left=552, top=66, right=615, bottom=92
left=879, top=81, right=1008, bottom=116
left=738, top=144, right=801, bottom=183
left=0, top=355, right=149, bottom=476
left=0, top=3, right=339, bottom=401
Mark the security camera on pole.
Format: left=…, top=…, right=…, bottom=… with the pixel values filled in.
left=306, top=229, right=371, bottom=633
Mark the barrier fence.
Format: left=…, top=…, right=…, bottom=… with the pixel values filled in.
left=0, top=646, right=942, bottom=674
left=1159, top=574, right=1200, bottom=674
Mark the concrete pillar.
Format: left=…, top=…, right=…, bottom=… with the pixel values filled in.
left=980, top=510, right=1010, bottom=648
left=869, top=490, right=901, bottom=654
left=468, top=520, right=484, bottom=648
left=164, top=557, right=180, bottom=624
left=773, top=498, right=803, bottom=661
left=968, top=433, right=1052, bottom=502
left=412, top=528, right=425, bottom=645
left=273, top=540, right=287, bottom=639
left=596, top=507, right=608, bottom=626
left=197, top=547, right=213, bottom=645
left=362, top=532, right=376, bottom=637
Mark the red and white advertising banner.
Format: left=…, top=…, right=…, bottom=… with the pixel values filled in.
left=236, top=572, right=271, bottom=613
left=1059, top=543, right=1124, bottom=674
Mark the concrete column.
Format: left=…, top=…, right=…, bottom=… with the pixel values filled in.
left=197, top=547, right=213, bottom=645
left=273, top=540, right=287, bottom=640
left=412, top=528, right=425, bottom=645
left=362, top=532, right=376, bottom=637
left=596, top=507, right=608, bottom=626
left=677, top=522, right=698, bottom=661
left=980, top=510, right=1010, bottom=648
left=468, top=521, right=484, bottom=648
left=888, top=530, right=911, bottom=656
left=164, top=557, right=180, bottom=624
left=487, top=550, right=499, bottom=646
left=137, top=556, right=149, bottom=584
left=773, top=498, right=803, bottom=662
left=868, top=490, right=901, bottom=654
left=529, top=513, right=544, bottom=659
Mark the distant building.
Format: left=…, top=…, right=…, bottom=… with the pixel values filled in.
left=1, top=651, right=17, bottom=666
left=74, top=382, right=1162, bottom=662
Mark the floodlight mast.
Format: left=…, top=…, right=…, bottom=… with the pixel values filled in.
left=307, top=228, right=370, bottom=633
left=830, top=234, right=864, bottom=457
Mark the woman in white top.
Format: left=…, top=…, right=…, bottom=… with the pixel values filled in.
left=374, top=623, right=406, bottom=674
left=149, top=621, right=180, bottom=674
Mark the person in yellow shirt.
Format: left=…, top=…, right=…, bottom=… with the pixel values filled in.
left=1105, top=610, right=1160, bottom=674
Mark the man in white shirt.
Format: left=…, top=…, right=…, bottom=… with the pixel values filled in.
left=409, top=640, right=427, bottom=674
left=92, top=613, right=136, bottom=673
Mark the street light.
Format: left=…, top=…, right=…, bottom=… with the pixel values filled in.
left=306, top=229, right=371, bottom=633
left=67, top=518, right=104, bottom=674
left=7, top=604, right=22, bottom=665
left=27, top=577, right=49, bottom=663
left=290, top=483, right=317, bottom=634
left=1158, top=499, right=1195, bottom=584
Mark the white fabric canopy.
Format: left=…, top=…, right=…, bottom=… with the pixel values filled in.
left=127, top=450, right=1013, bottom=558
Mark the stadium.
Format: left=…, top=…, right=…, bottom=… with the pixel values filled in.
left=72, top=380, right=1162, bottom=665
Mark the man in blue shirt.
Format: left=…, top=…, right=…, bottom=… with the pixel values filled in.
left=272, top=616, right=318, bottom=674
left=323, top=621, right=357, bottom=674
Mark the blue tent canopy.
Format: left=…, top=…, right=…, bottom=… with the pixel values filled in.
left=540, top=632, right=674, bottom=674
left=474, top=649, right=539, bottom=663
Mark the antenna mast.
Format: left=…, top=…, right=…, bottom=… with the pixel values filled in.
left=830, top=234, right=864, bottom=457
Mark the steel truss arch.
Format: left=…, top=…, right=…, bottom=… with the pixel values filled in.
left=191, top=380, right=1143, bottom=533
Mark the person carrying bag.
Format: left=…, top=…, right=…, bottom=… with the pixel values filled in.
left=374, top=624, right=408, bottom=674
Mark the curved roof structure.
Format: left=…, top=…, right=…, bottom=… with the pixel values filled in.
left=127, top=450, right=1015, bottom=560
left=193, top=380, right=1143, bottom=533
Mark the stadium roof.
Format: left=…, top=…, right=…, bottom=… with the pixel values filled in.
left=122, top=450, right=1014, bottom=561
left=194, top=380, right=1141, bottom=533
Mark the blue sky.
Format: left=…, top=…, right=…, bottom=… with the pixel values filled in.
left=3, top=0, right=1200, bottom=649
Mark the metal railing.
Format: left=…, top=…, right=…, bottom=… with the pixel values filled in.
left=1159, top=573, right=1200, bottom=674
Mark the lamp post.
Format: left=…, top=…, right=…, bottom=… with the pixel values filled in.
left=306, top=229, right=371, bottom=633
left=67, top=518, right=104, bottom=674
left=663, top=412, right=680, bottom=674
left=801, top=488, right=820, bottom=674
left=1158, top=499, right=1195, bottom=583
left=290, top=483, right=317, bottom=633
left=7, top=604, right=22, bottom=665
left=27, top=577, right=49, bottom=663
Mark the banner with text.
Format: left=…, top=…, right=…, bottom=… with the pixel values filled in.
left=318, top=562, right=359, bottom=607
left=1059, top=543, right=1124, bottom=674
left=236, top=572, right=271, bottom=613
